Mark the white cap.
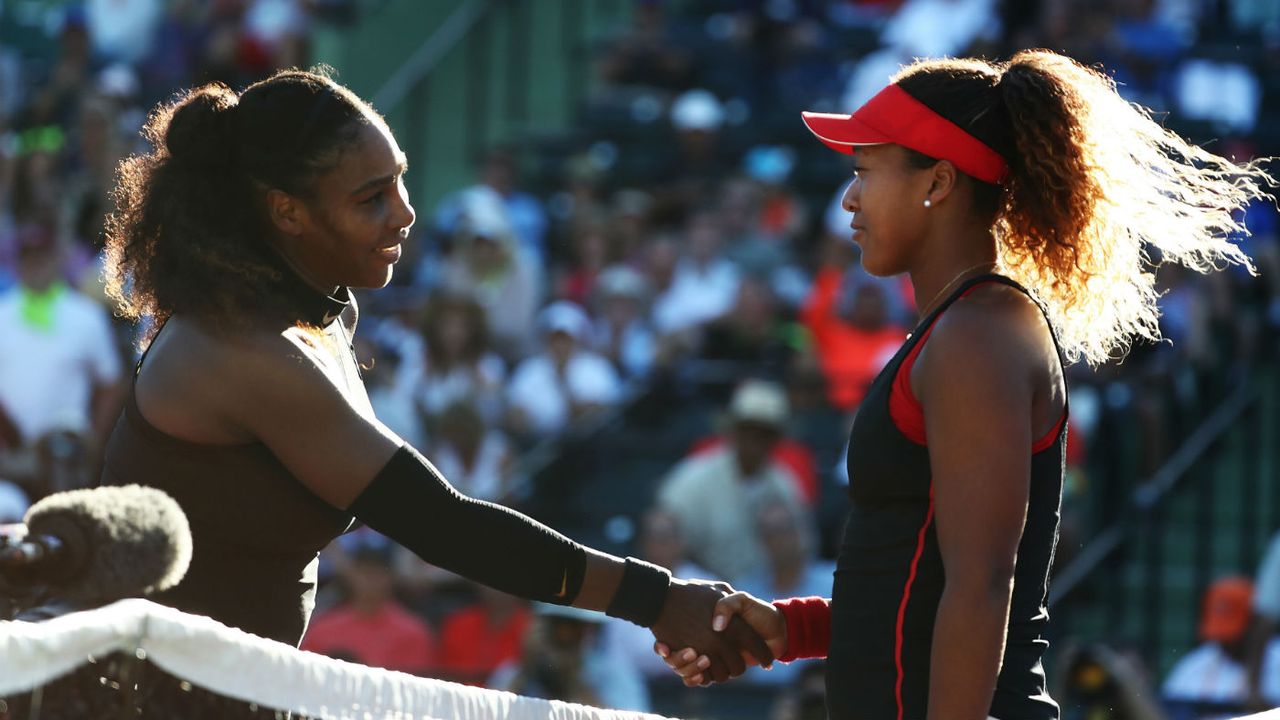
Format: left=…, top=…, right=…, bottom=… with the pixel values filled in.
left=728, top=379, right=788, bottom=427
left=540, top=301, right=591, bottom=340
left=671, top=89, right=725, bottom=132
left=457, top=186, right=514, bottom=241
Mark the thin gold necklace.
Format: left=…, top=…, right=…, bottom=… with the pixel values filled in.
left=915, top=261, right=997, bottom=321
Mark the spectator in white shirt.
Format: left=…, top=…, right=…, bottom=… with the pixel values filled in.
left=0, top=220, right=123, bottom=449
left=399, top=292, right=506, bottom=430
left=506, top=301, right=622, bottom=438
left=655, top=379, right=805, bottom=582
left=441, top=187, right=541, bottom=361
left=1164, top=577, right=1280, bottom=718
left=590, top=264, right=656, bottom=381
left=429, top=401, right=515, bottom=503
left=650, top=209, right=740, bottom=336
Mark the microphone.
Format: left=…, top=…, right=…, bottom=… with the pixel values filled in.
left=0, top=485, right=192, bottom=605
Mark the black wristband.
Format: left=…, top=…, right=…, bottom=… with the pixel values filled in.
left=605, top=557, right=671, bottom=628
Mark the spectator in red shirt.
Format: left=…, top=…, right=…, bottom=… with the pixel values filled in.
left=436, top=583, right=531, bottom=686
left=303, top=537, right=436, bottom=674
left=801, top=255, right=907, bottom=411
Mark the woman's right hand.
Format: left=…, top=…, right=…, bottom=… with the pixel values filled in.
left=654, top=591, right=788, bottom=686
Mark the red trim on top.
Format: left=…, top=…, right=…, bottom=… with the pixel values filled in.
left=889, top=322, right=937, bottom=446
left=773, top=596, right=832, bottom=663
left=895, top=489, right=935, bottom=720
left=1032, top=413, right=1067, bottom=454
left=801, top=85, right=1010, bottom=184
left=889, top=282, right=1066, bottom=452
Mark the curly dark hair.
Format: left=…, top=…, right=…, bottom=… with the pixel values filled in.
left=104, top=68, right=381, bottom=341
left=889, top=51, right=1274, bottom=365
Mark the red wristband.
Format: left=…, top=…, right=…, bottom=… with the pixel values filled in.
left=773, top=596, right=832, bottom=662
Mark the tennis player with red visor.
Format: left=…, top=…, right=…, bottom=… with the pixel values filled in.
left=656, top=49, right=1272, bottom=720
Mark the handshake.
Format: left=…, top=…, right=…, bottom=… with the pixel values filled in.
left=646, top=578, right=788, bottom=686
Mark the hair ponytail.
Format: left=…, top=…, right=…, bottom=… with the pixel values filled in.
left=163, top=82, right=240, bottom=170
left=894, top=50, right=1275, bottom=365
left=993, top=49, right=1272, bottom=364
left=105, top=68, right=380, bottom=340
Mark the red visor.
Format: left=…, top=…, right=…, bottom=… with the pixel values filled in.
left=802, top=84, right=1009, bottom=185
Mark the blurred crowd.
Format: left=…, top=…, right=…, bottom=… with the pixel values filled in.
left=1, top=0, right=1278, bottom=718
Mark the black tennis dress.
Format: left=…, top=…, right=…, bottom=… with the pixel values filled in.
left=826, top=274, right=1067, bottom=720
left=100, top=280, right=357, bottom=646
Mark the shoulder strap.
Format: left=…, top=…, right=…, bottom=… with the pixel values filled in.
left=134, top=318, right=170, bottom=377
left=924, top=273, right=1070, bottom=418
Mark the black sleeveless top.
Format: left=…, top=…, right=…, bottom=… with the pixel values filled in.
left=826, top=274, right=1066, bottom=720
left=100, top=282, right=358, bottom=646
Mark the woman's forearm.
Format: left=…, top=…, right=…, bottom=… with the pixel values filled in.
left=572, top=548, right=626, bottom=611
left=928, top=579, right=1013, bottom=720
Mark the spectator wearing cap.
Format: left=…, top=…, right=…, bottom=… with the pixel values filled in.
left=590, top=264, right=656, bottom=380
left=653, top=89, right=734, bottom=218
left=436, top=147, right=549, bottom=267
left=0, top=218, right=123, bottom=451
left=439, top=186, right=541, bottom=361
left=505, top=301, right=622, bottom=438
left=1162, top=577, right=1280, bottom=718
left=740, top=145, right=808, bottom=245
left=301, top=533, right=437, bottom=675
left=655, top=379, right=807, bottom=582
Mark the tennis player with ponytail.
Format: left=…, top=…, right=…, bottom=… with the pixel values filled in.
left=657, top=49, right=1275, bottom=719
left=99, top=68, right=772, bottom=683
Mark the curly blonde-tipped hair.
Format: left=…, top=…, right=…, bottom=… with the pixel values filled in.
left=891, top=50, right=1274, bottom=365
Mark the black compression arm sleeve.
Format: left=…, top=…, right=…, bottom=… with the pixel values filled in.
left=348, top=445, right=587, bottom=605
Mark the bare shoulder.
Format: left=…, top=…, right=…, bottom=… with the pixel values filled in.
left=146, top=318, right=340, bottom=425
left=915, top=284, right=1051, bottom=397
left=221, top=323, right=348, bottom=398
left=931, top=284, right=1046, bottom=355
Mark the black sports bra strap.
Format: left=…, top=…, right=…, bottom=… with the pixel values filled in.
left=134, top=318, right=170, bottom=376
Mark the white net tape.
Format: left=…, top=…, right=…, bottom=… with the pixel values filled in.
left=0, top=599, right=678, bottom=720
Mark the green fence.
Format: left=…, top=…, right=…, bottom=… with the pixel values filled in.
left=313, top=0, right=632, bottom=215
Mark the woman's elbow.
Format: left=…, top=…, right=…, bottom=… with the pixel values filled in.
left=944, top=561, right=1016, bottom=603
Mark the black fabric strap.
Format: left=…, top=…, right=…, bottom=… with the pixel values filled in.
left=348, top=445, right=586, bottom=605
left=605, top=557, right=671, bottom=628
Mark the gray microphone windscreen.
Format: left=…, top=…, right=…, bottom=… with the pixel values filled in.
left=23, top=484, right=192, bottom=604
